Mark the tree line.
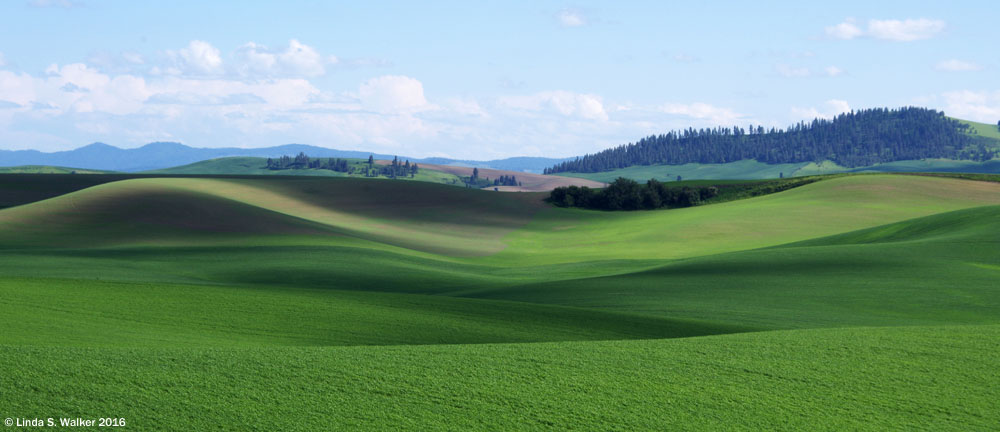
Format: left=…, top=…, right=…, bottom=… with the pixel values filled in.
left=493, top=175, right=521, bottom=187
left=376, top=156, right=419, bottom=178
left=265, top=153, right=419, bottom=178
left=549, top=177, right=817, bottom=211
left=267, top=153, right=354, bottom=172
left=545, top=107, right=994, bottom=174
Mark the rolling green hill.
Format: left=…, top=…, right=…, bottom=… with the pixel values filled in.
left=146, top=156, right=466, bottom=186
left=2, top=173, right=1000, bottom=429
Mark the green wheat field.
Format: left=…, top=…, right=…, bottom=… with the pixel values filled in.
left=1, top=173, right=999, bottom=430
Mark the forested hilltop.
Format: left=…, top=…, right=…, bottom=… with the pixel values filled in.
left=545, top=107, right=995, bottom=174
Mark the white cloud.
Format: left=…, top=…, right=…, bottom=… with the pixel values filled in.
left=556, top=9, right=586, bottom=27
left=825, top=19, right=864, bottom=40
left=499, top=91, right=608, bottom=121
left=358, top=75, right=431, bottom=113
left=868, top=18, right=945, bottom=41
left=660, top=102, right=744, bottom=125
left=791, top=99, right=851, bottom=120
left=826, top=18, right=945, bottom=42
left=776, top=64, right=811, bottom=78
left=169, top=40, right=223, bottom=75
left=940, top=90, right=1000, bottom=122
left=935, top=59, right=982, bottom=72
left=234, top=39, right=329, bottom=77
left=776, top=65, right=845, bottom=78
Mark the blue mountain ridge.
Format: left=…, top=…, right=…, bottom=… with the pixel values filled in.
left=0, top=142, right=573, bottom=173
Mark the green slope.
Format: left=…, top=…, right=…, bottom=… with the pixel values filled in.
left=465, top=205, right=1000, bottom=328
left=0, top=277, right=740, bottom=348
left=3, top=325, right=997, bottom=430
left=0, top=177, right=547, bottom=255
left=957, top=118, right=1000, bottom=141
left=489, top=174, right=1000, bottom=264
left=3, top=173, right=1000, bottom=429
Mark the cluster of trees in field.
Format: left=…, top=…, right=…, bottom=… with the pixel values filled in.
left=375, top=156, right=419, bottom=178
left=265, top=153, right=418, bottom=178
left=545, top=108, right=994, bottom=174
left=493, top=175, right=521, bottom=187
left=461, top=168, right=522, bottom=188
left=549, top=177, right=817, bottom=211
left=266, top=153, right=353, bottom=172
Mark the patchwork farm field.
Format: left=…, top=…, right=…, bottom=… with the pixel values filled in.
left=2, top=173, right=999, bottom=430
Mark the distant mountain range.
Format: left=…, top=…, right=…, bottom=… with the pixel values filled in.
left=0, top=142, right=572, bottom=173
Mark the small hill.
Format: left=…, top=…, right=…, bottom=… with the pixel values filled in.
left=0, top=177, right=548, bottom=255
left=149, top=156, right=467, bottom=186
left=547, top=108, right=995, bottom=175
left=468, top=203, right=1000, bottom=329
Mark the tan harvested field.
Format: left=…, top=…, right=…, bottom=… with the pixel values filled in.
left=376, top=160, right=605, bottom=192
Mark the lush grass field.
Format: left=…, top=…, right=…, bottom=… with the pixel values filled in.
left=957, top=118, right=1000, bottom=141
left=3, top=325, right=997, bottom=431
left=1, top=173, right=999, bottom=429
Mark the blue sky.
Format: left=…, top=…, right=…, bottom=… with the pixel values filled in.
left=0, top=0, right=996, bottom=159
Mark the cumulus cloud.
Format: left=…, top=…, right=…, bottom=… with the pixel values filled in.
left=358, top=75, right=431, bottom=113
left=935, top=59, right=982, bottom=72
left=556, top=9, right=586, bottom=27
left=826, top=18, right=945, bottom=41
left=825, top=19, right=864, bottom=40
left=940, top=91, right=1000, bottom=122
left=824, top=66, right=845, bottom=77
left=499, top=91, right=608, bottom=121
left=660, top=102, right=744, bottom=125
left=868, top=18, right=945, bottom=41
left=166, top=40, right=224, bottom=75
left=234, top=39, right=330, bottom=77
left=791, top=99, right=851, bottom=120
